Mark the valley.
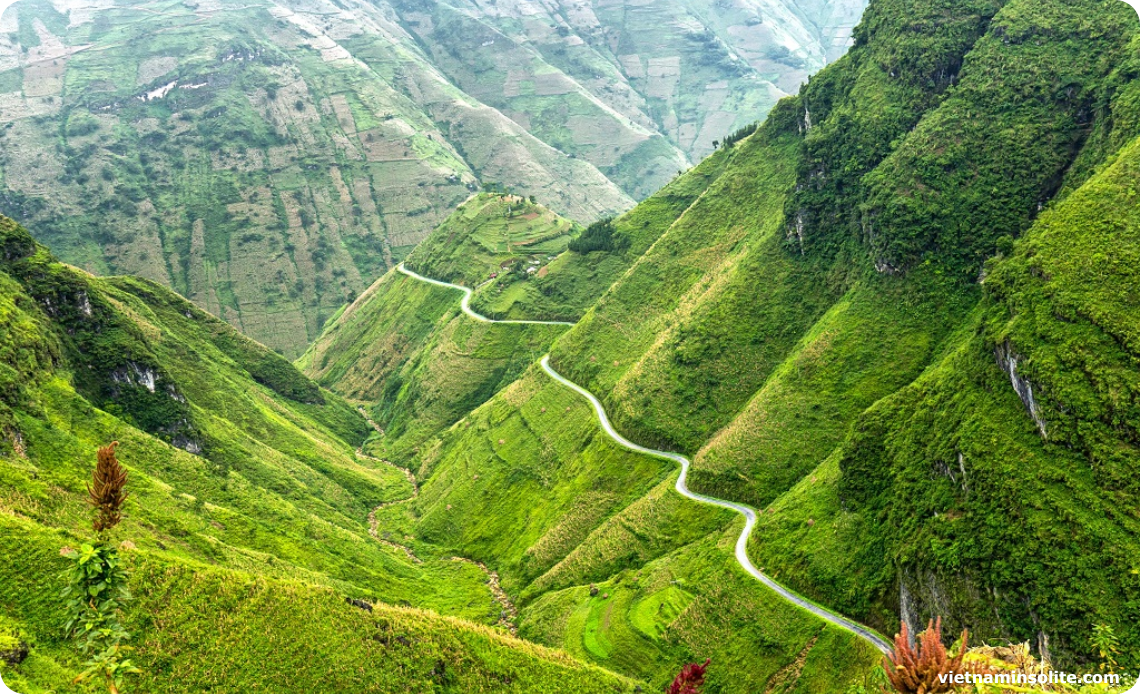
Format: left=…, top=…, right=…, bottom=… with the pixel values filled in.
left=2, top=0, right=1140, bottom=688
left=0, top=0, right=865, bottom=357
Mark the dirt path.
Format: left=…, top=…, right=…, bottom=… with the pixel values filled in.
left=450, top=557, right=518, bottom=634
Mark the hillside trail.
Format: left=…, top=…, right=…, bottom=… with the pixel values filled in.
left=355, top=401, right=519, bottom=632
left=397, top=263, right=575, bottom=325
left=397, top=266, right=890, bottom=653
left=540, top=357, right=891, bottom=654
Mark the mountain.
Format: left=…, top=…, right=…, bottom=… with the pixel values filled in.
left=0, top=0, right=863, bottom=357
left=0, top=216, right=638, bottom=692
left=6, top=0, right=1140, bottom=685
left=309, top=0, right=1140, bottom=684
left=307, top=137, right=887, bottom=691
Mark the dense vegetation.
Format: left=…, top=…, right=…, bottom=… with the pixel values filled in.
left=6, top=0, right=1140, bottom=685
left=567, top=219, right=622, bottom=254
left=0, top=216, right=639, bottom=691
left=0, top=0, right=865, bottom=356
left=321, top=0, right=1140, bottom=684
left=0, top=0, right=635, bottom=357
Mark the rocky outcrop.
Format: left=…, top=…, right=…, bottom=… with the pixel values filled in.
left=995, top=340, right=1047, bottom=438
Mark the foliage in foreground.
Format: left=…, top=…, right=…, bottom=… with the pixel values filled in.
left=62, top=442, right=139, bottom=693
left=882, top=619, right=979, bottom=694
left=667, top=658, right=710, bottom=694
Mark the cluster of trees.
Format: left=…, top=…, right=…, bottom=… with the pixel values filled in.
left=568, top=217, right=626, bottom=254
left=712, top=122, right=758, bottom=150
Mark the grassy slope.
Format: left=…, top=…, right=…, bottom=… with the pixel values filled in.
left=739, top=0, right=1140, bottom=668
left=468, top=147, right=735, bottom=322
left=399, top=365, right=881, bottom=692
left=0, top=518, right=638, bottom=694
left=298, top=196, right=579, bottom=460
left=819, top=130, right=1140, bottom=666
left=372, top=0, right=1140, bottom=677
left=0, top=0, right=633, bottom=357
left=310, top=131, right=882, bottom=689
left=0, top=218, right=637, bottom=691
left=404, top=194, right=577, bottom=288
left=299, top=162, right=731, bottom=461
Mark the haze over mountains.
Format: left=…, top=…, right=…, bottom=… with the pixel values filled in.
left=3, top=0, right=1140, bottom=689
left=0, top=0, right=862, bottom=356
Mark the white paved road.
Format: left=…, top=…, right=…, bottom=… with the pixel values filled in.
left=540, top=356, right=891, bottom=654
left=397, top=263, right=575, bottom=326
left=397, top=263, right=892, bottom=654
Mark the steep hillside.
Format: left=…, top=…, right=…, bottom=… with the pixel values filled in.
left=2, top=518, right=639, bottom=693
left=389, top=0, right=866, bottom=192
left=348, top=0, right=1140, bottom=681
left=0, top=215, right=638, bottom=692
left=541, top=0, right=1140, bottom=669
left=0, top=0, right=865, bottom=356
left=0, top=0, right=633, bottom=356
left=300, top=153, right=735, bottom=461
left=404, top=194, right=577, bottom=288
left=299, top=195, right=580, bottom=461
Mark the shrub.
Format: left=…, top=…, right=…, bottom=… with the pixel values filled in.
left=667, top=658, right=709, bottom=694
left=883, top=618, right=982, bottom=694
left=62, top=442, right=140, bottom=693
left=568, top=218, right=625, bottom=254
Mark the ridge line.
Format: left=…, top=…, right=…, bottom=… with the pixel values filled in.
left=397, top=262, right=891, bottom=655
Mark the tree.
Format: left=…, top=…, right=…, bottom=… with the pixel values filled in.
left=568, top=218, right=625, bottom=254
left=668, top=659, right=710, bottom=694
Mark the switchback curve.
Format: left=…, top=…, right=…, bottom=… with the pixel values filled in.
left=540, top=356, right=891, bottom=654
left=396, top=263, right=891, bottom=654
left=397, top=263, right=575, bottom=326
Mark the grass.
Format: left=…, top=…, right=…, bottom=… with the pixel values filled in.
left=0, top=516, right=640, bottom=694
left=299, top=199, right=577, bottom=461
left=382, top=359, right=881, bottom=690
left=0, top=218, right=647, bottom=691
left=312, top=120, right=891, bottom=690
left=1, top=0, right=638, bottom=357
left=403, top=193, right=577, bottom=289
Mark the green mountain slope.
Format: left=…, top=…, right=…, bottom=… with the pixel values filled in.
left=0, top=0, right=865, bottom=357
left=3, top=518, right=638, bottom=693
left=0, top=216, right=638, bottom=692
left=339, top=0, right=1140, bottom=681
left=298, top=194, right=581, bottom=462
left=542, top=0, right=1140, bottom=669
left=0, top=0, right=634, bottom=357
left=389, top=0, right=867, bottom=192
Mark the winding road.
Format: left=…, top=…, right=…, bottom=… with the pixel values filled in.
left=397, top=263, right=575, bottom=326
left=397, top=264, right=892, bottom=655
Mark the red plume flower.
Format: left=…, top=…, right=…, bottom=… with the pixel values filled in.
left=668, top=658, right=710, bottom=694
left=88, top=441, right=128, bottom=533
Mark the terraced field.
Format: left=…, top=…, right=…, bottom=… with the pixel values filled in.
left=0, top=0, right=865, bottom=355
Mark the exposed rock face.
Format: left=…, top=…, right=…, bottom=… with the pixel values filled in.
left=110, top=362, right=159, bottom=393
left=995, top=340, right=1047, bottom=438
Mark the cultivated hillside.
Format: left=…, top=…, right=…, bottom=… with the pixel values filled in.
left=299, top=194, right=582, bottom=461
left=0, top=0, right=864, bottom=356
left=0, top=215, right=638, bottom=692
left=334, top=0, right=1140, bottom=684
